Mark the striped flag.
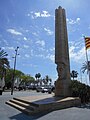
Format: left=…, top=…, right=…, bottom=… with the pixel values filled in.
left=85, top=37, right=90, bottom=50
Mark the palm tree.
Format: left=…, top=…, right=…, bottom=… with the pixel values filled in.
left=0, top=58, right=10, bottom=78
left=37, top=73, right=41, bottom=79
left=35, top=73, right=41, bottom=85
left=71, top=70, right=78, bottom=80
left=45, top=75, right=49, bottom=84
left=81, top=61, right=90, bottom=83
left=0, top=48, right=8, bottom=58
left=43, top=75, right=52, bottom=85
left=0, top=48, right=9, bottom=69
left=0, top=48, right=10, bottom=87
left=81, top=61, right=88, bottom=73
left=35, top=74, right=38, bottom=80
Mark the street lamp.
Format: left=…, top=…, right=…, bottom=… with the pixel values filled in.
left=11, top=46, right=19, bottom=95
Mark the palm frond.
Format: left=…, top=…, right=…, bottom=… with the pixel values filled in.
left=81, top=61, right=88, bottom=73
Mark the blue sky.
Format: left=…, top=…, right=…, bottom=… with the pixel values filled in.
left=0, top=0, right=90, bottom=84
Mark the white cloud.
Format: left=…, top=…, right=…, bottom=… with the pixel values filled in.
left=3, top=39, right=9, bottom=45
left=24, top=37, right=27, bottom=41
left=69, top=45, right=86, bottom=62
left=1, top=47, right=5, bottom=50
left=41, top=11, right=51, bottom=17
left=28, top=11, right=51, bottom=19
left=36, top=40, right=45, bottom=47
left=49, top=47, right=55, bottom=52
left=77, top=18, right=80, bottom=22
left=7, top=29, right=22, bottom=35
left=25, top=54, right=30, bottom=58
left=25, top=29, right=29, bottom=33
left=35, top=12, right=41, bottom=17
left=34, top=51, right=54, bottom=62
left=2, top=46, right=14, bottom=50
left=30, top=49, right=34, bottom=56
left=44, top=28, right=53, bottom=35
left=46, top=54, right=55, bottom=62
left=32, top=32, right=39, bottom=36
left=23, top=45, right=29, bottom=48
left=67, top=18, right=80, bottom=25
left=7, top=46, right=15, bottom=50
left=27, top=11, right=35, bottom=19
left=22, top=63, right=37, bottom=68
left=35, top=54, right=45, bottom=58
left=27, top=13, right=30, bottom=17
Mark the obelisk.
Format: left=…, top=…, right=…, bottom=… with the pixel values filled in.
left=55, top=6, right=71, bottom=97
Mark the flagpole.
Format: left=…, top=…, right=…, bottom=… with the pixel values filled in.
left=83, top=36, right=90, bottom=84
left=83, top=36, right=89, bottom=62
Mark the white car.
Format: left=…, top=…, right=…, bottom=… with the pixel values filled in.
left=36, top=85, right=54, bottom=93
left=36, top=86, right=44, bottom=92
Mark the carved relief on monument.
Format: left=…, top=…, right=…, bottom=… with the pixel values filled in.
left=57, top=62, right=67, bottom=80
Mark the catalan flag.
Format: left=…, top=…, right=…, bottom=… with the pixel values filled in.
left=85, top=37, right=90, bottom=50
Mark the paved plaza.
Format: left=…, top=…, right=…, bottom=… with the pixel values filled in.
left=0, top=91, right=90, bottom=120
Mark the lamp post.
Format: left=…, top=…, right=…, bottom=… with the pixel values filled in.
left=11, top=46, right=19, bottom=95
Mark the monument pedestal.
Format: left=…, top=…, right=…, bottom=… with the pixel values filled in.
left=55, top=79, right=71, bottom=97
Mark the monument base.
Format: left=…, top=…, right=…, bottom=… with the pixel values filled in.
left=55, top=79, right=71, bottom=97
left=6, top=94, right=81, bottom=115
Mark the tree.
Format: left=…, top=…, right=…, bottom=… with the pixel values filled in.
left=35, top=74, right=38, bottom=80
left=5, top=69, right=35, bottom=89
left=81, top=61, right=88, bottom=73
left=14, top=70, right=24, bottom=79
left=5, top=69, right=13, bottom=89
left=43, top=75, right=52, bottom=85
left=35, top=73, right=41, bottom=80
left=35, top=73, right=41, bottom=85
left=0, top=58, right=10, bottom=78
left=5, top=69, right=24, bottom=89
left=0, top=48, right=10, bottom=76
left=0, top=48, right=10, bottom=89
left=45, top=75, right=49, bottom=84
left=21, top=74, right=35, bottom=85
left=81, top=61, right=90, bottom=82
left=0, top=48, right=8, bottom=58
left=71, top=70, right=78, bottom=80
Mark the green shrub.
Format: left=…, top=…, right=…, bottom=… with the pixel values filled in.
left=70, top=80, right=90, bottom=103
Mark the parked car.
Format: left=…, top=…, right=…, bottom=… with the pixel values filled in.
left=27, top=84, right=36, bottom=90
left=27, top=85, right=33, bottom=90
left=18, top=84, right=26, bottom=91
left=36, top=85, right=55, bottom=94
left=42, top=86, right=49, bottom=93
left=36, top=86, right=44, bottom=92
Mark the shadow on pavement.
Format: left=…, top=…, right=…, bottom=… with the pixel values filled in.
left=10, top=113, right=34, bottom=120
left=9, top=111, right=52, bottom=120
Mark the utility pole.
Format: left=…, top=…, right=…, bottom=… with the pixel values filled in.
left=11, top=46, right=19, bottom=95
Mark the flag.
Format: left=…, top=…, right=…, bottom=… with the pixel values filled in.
left=85, top=37, right=90, bottom=50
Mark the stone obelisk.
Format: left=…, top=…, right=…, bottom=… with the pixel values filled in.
left=55, top=6, right=71, bottom=97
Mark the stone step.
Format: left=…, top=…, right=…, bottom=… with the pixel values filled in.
left=6, top=101, right=35, bottom=115
left=13, top=97, right=39, bottom=107
left=9, top=99, right=34, bottom=111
